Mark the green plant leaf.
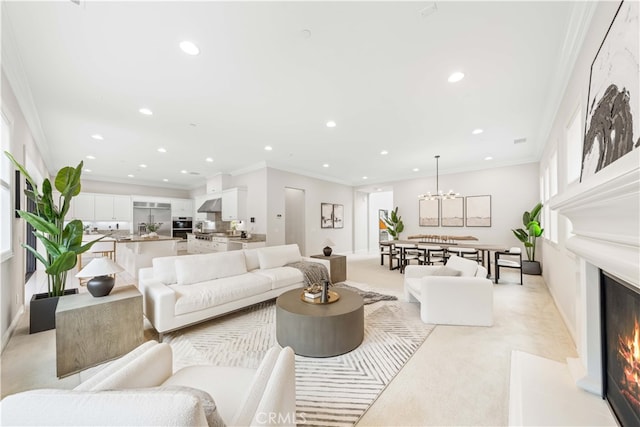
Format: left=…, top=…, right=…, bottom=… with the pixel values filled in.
left=522, top=211, right=531, bottom=227
left=76, top=234, right=108, bottom=254
left=524, top=242, right=533, bottom=247
left=529, top=202, right=543, bottom=222
left=62, top=220, right=84, bottom=251
left=21, top=243, right=49, bottom=267
left=4, top=150, right=40, bottom=194
left=55, top=163, right=83, bottom=197
left=35, top=233, right=62, bottom=258
left=528, top=222, right=542, bottom=237
left=46, top=251, right=77, bottom=275
left=512, top=229, right=528, bottom=242
left=17, top=211, right=59, bottom=236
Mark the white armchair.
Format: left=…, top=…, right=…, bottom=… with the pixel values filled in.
left=404, top=255, right=493, bottom=326
left=1, top=341, right=297, bottom=426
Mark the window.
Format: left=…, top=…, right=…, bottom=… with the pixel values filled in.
left=566, top=107, right=583, bottom=184
left=1, top=112, right=13, bottom=261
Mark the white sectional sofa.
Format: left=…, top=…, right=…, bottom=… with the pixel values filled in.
left=139, top=244, right=329, bottom=337
left=404, top=255, right=494, bottom=326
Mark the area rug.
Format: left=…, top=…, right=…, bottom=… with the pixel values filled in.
left=164, top=285, right=434, bottom=427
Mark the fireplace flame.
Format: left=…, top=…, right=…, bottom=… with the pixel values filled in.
left=618, top=318, right=640, bottom=411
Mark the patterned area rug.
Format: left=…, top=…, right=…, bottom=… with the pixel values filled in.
left=164, top=286, right=434, bottom=427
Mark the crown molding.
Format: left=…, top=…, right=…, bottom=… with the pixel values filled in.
left=534, top=1, right=598, bottom=160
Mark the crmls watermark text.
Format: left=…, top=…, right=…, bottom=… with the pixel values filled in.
left=255, top=411, right=307, bottom=425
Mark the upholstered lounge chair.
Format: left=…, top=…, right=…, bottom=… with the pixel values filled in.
left=1, top=341, right=297, bottom=426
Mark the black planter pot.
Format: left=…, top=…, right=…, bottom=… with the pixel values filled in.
left=29, top=288, right=79, bottom=334
left=522, top=260, right=542, bottom=275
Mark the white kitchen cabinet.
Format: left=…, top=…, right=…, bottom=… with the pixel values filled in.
left=95, top=195, right=131, bottom=221
left=71, top=194, right=95, bottom=221
left=171, top=198, right=194, bottom=218
left=221, top=187, right=247, bottom=221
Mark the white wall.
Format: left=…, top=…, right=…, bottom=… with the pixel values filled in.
left=538, top=1, right=624, bottom=342
left=265, top=168, right=353, bottom=256
left=229, top=168, right=268, bottom=235
left=1, top=70, right=49, bottom=349
left=353, top=190, right=370, bottom=254
left=358, top=163, right=540, bottom=248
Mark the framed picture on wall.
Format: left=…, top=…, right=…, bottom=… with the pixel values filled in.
left=465, top=195, right=491, bottom=227
left=441, top=197, right=464, bottom=227
left=419, top=198, right=439, bottom=226
left=333, top=204, right=344, bottom=229
left=321, top=203, right=334, bottom=229
left=379, top=209, right=389, bottom=241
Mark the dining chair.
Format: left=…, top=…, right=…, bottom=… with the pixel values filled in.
left=417, top=244, right=446, bottom=265
left=448, top=247, right=481, bottom=263
left=380, top=243, right=398, bottom=268
left=494, top=247, right=523, bottom=285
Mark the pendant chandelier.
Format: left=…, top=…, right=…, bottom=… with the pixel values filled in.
left=418, top=155, right=459, bottom=200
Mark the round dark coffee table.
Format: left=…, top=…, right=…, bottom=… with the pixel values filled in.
left=275, top=288, right=364, bottom=357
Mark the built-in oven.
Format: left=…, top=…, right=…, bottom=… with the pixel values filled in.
left=172, top=217, right=193, bottom=240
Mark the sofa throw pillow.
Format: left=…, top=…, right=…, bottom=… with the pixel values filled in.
left=445, top=254, right=478, bottom=277
left=243, top=249, right=261, bottom=271
left=175, top=251, right=248, bottom=286
left=152, top=256, right=180, bottom=285
left=431, top=266, right=462, bottom=276
left=257, top=244, right=302, bottom=270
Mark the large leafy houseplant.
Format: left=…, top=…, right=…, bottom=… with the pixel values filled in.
left=5, top=151, right=104, bottom=297
left=512, top=202, right=544, bottom=262
left=382, top=207, right=405, bottom=240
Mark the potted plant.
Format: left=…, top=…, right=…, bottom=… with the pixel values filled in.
left=512, top=202, right=544, bottom=275
left=5, top=151, right=106, bottom=333
left=382, top=207, right=404, bottom=240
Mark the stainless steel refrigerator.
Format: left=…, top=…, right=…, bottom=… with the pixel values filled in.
left=132, top=201, right=172, bottom=236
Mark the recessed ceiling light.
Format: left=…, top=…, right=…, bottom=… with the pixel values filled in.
left=448, top=71, right=465, bottom=83
left=84, top=169, right=92, bottom=173
left=322, top=163, right=330, bottom=168
left=91, top=134, right=103, bottom=140
left=264, top=145, right=273, bottom=151
left=139, top=108, right=153, bottom=116
left=326, top=121, right=336, bottom=128
left=157, top=147, right=167, bottom=153
left=362, top=176, right=368, bottom=180
left=484, top=156, right=493, bottom=161
left=180, top=170, right=188, bottom=174
left=139, top=164, right=147, bottom=168
left=179, top=41, right=200, bottom=56
left=163, top=178, right=169, bottom=182
left=413, top=168, right=419, bottom=172
left=472, top=129, right=483, bottom=135
left=380, top=150, right=388, bottom=155
left=86, top=155, right=96, bottom=160
left=127, top=174, right=135, bottom=178
left=376, top=188, right=382, bottom=192
left=205, top=157, right=213, bottom=162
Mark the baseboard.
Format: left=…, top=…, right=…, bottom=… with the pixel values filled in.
left=1, top=304, right=24, bottom=353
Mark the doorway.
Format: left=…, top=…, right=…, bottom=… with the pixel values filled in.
left=285, top=187, right=305, bottom=254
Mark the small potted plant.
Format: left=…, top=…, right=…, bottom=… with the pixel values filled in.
left=382, top=207, right=404, bottom=240
left=5, top=151, right=106, bottom=333
left=512, top=202, right=544, bottom=275
left=146, top=222, right=162, bottom=237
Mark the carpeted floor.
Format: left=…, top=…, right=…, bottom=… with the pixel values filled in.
left=164, top=285, right=433, bottom=427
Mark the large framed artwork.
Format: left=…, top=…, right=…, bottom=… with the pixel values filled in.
left=333, top=204, right=344, bottom=229
left=321, top=203, right=334, bottom=229
left=441, top=197, right=464, bottom=227
left=419, top=199, right=439, bottom=227
left=465, top=195, right=491, bottom=227
left=581, top=0, right=639, bottom=181
left=379, top=209, right=389, bottom=241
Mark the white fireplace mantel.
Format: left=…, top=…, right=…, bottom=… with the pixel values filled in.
left=550, top=150, right=639, bottom=398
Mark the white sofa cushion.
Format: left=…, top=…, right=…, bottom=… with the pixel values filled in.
left=243, top=249, right=261, bottom=271
left=257, top=244, right=301, bottom=270
left=432, top=266, right=462, bottom=276
left=253, top=267, right=304, bottom=290
left=152, top=256, right=180, bottom=285
left=175, top=251, right=248, bottom=286
left=173, top=273, right=271, bottom=315
left=0, top=387, right=219, bottom=426
left=445, top=255, right=478, bottom=277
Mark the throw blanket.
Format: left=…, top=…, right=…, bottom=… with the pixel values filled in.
left=286, top=261, right=331, bottom=285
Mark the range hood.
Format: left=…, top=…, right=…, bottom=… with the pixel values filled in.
left=197, top=198, right=222, bottom=213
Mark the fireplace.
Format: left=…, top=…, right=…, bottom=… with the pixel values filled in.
left=602, top=271, right=640, bottom=426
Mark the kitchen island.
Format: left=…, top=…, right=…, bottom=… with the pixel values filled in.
left=115, top=235, right=182, bottom=278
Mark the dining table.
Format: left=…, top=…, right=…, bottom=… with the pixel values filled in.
left=379, top=240, right=507, bottom=277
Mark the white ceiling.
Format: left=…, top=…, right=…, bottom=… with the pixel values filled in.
left=2, top=1, right=586, bottom=190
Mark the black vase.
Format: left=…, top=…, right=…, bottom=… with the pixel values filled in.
left=87, top=275, right=115, bottom=297
left=29, top=288, right=79, bottom=334
left=323, top=246, right=332, bottom=256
